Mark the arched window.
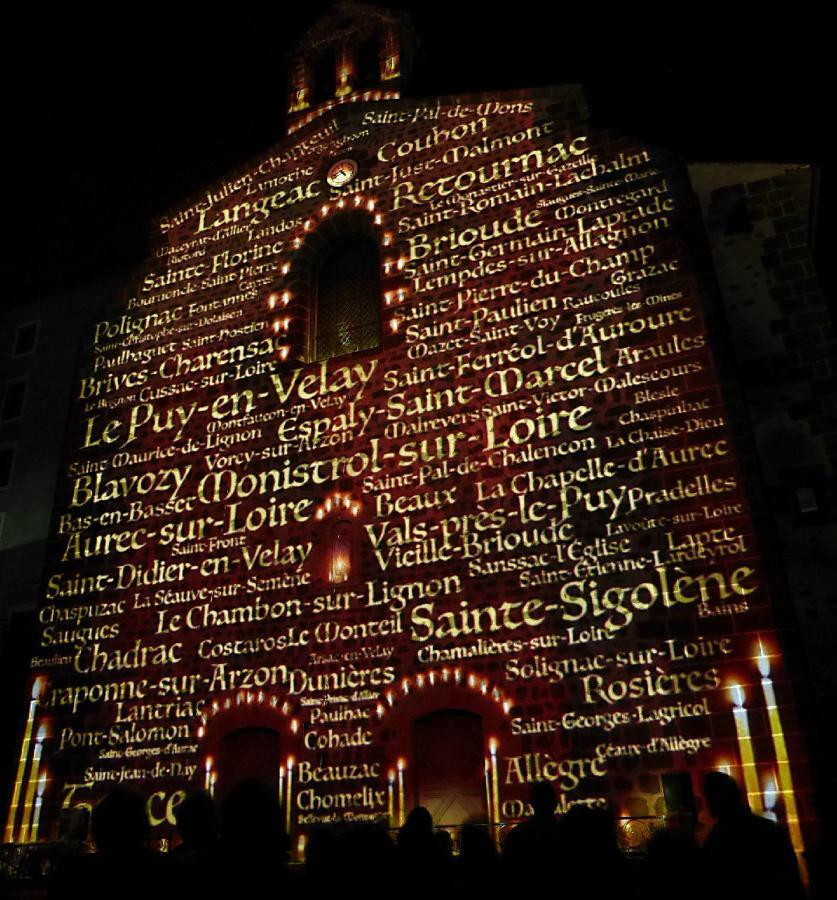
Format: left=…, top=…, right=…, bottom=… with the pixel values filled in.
left=312, top=48, right=336, bottom=104
left=357, top=32, right=381, bottom=87
left=329, top=521, right=353, bottom=584
left=312, top=234, right=380, bottom=361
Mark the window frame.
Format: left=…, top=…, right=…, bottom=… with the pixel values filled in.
left=12, top=321, right=40, bottom=358
left=1, top=376, right=28, bottom=423
left=0, top=443, right=16, bottom=490
left=308, top=231, right=382, bottom=364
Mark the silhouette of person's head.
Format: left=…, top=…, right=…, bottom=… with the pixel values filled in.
left=90, top=788, right=149, bottom=855
left=398, top=806, right=436, bottom=861
left=221, top=778, right=287, bottom=855
left=703, top=771, right=745, bottom=819
left=434, top=827, right=453, bottom=861
left=344, top=821, right=393, bottom=869
left=460, top=817, right=497, bottom=864
left=404, top=806, right=434, bottom=833
left=175, top=790, right=218, bottom=849
left=530, top=781, right=557, bottom=818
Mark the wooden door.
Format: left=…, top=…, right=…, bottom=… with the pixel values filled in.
left=217, top=726, right=281, bottom=798
left=412, top=710, right=486, bottom=826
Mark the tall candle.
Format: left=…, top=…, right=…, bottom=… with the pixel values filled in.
left=388, top=770, right=395, bottom=825
left=18, top=726, right=46, bottom=843
left=204, top=757, right=213, bottom=792
left=729, top=684, right=762, bottom=814
left=5, top=678, right=42, bottom=843
left=489, top=739, right=500, bottom=845
left=756, top=644, right=807, bottom=883
left=31, top=774, right=47, bottom=842
left=484, top=757, right=493, bottom=830
left=397, top=758, right=405, bottom=827
left=286, top=756, right=295, bottom=835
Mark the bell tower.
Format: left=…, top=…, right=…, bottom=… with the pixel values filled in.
left=286, top=1, right=416, bottom=134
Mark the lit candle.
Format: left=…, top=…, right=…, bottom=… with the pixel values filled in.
left=18, top=725, right=46, bottom=843
left=5, top=678, right=42, bottom=843
left=209, top=771, right=217, bottom=798
left=286, top=756, right=295, bottom=834
left=484, top=758, right=493, bottom=831
left=279, top=764, right=285, bottom=805
left=397, top=758, right=405, bottom=827
left=30, top=774, right=47, bottom=842
left=388, top=770, right=395, bottom=825
left=489, top=738, right=500, bottom=844
left=729, top=683, right=762, bottom=813
left=763, top=772, right=778, bottom=822
left=204, top=757, right=213, bottom=792
left=756, top=643, right=807, bottom=882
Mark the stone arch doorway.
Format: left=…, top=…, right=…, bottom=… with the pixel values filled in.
left=197, top=693, right=296, bottom=803
left=412, top=709, right=486, bottom=826
left=372, top=671, right=511, bottom=828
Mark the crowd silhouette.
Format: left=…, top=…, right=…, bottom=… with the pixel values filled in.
left=41, top=772, right=814, bottom=900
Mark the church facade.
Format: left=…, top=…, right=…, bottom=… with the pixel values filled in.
left=4, top=2, right=823, bottom=865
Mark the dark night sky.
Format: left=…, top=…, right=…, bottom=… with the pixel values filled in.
left=3, top=2, right=830, bottom=303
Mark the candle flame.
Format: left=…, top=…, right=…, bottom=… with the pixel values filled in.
left=287, top=755, right=295, bottom=769
left=36, top=725, right=47, bottom=742
left=763, top=773, right=778, bottom=810
left=756, top=639, right=771, bottom=678
left=397, top=757, right=405, bottom=771
left=730, top=683, right=745, bottom=708
left=489, top=737, right=498, bottom=755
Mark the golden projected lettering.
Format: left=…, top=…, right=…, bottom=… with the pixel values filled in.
left=11, top=91, right=815, bottom=851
